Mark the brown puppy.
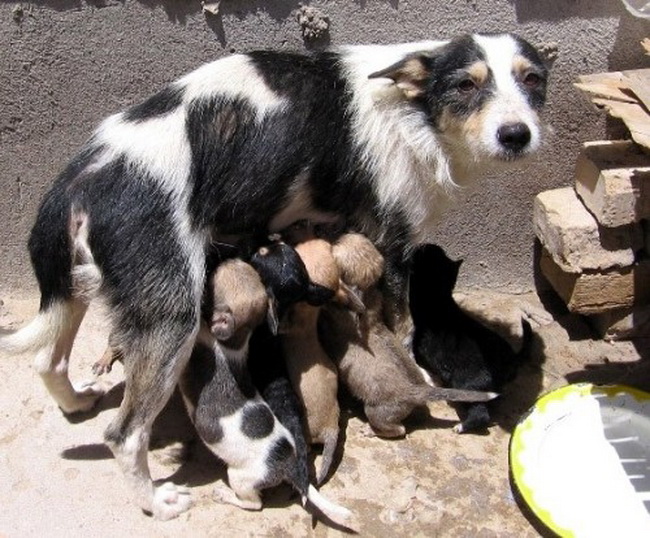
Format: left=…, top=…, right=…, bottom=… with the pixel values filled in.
left=279, top=229, right=361, bottom=485
left=321, top=234, right=497, bottom=438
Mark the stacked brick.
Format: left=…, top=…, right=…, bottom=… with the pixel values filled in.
left=533, top=60, right=650, bottom=340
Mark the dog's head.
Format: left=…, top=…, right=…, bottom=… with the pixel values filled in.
left=370, top=33, right=550, bottom=164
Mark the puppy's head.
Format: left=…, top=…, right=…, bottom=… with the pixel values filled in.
left=411, top=243, right=462, bottom=298
left=370, top=33, right=550, bottom=164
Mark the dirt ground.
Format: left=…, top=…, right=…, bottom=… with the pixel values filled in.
left=0, top=288, right=647, bottom=538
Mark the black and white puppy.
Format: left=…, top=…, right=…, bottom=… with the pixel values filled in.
left=0, top=33, right=549, bottom=518
left=179, top=327, right=354, bottom=529
left=409, top=244, right=532, bottom=433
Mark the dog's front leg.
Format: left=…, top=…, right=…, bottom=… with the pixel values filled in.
left=379, top=252, right=411, bottom=336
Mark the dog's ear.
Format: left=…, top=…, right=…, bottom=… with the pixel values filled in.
left=536, top=42, right=558, bottom=69
left=211, top=305, right=235, bottom=340
left=305, top=282, right=335, bottom=307
left=369, top=53, right=433, bottom=99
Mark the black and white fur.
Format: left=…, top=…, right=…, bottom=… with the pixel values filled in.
left=179, top=327, right=354, bottom=528
left=248, top=325, right=313, bottom=491
left=0, top=34, right=549, bottom=518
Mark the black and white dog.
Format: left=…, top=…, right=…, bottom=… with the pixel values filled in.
left=0, top=33, right=549, bottom=519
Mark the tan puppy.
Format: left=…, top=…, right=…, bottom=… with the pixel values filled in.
left=279, top=225, right=363, bottom=485
left=279, top=237, right=340, bottom=485
left=92, top=258, right=269, bottom=377
left=208, top=258, right=269, bottom=373
left=321, top=234, right=497, bottom=438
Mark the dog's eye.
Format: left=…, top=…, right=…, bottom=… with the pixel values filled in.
left=522, top=72, right=542, bottom=88
left=457, top=79, right=477, bottom=93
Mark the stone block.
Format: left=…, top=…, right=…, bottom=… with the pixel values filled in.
left=540, top=247, right=650, bottom=314
left=533, top=187, right=642, bottom=273
left=575, top=140, right=650, bottom=228
left=589, top=305, right=650, bottom=341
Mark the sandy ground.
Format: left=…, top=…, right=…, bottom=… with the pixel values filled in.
left=0, top=288, right=647, bottom=538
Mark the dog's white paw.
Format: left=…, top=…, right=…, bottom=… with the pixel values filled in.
left=63, top=380, right=106, bottom=413
left=152, top=482, right=192, bottom=520
left=453, top=423, right=465, bottom=434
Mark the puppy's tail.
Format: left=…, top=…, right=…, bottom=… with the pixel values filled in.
left=423, top=386, right=499, bottom=403
left=0, top=301, right=72, bottom=356
left=317, top=429, right=339, bottom=485
left=303, top=484, right=358, bottom=532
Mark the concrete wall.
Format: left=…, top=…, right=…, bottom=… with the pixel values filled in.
left=0, top=0, right=647, bottom=295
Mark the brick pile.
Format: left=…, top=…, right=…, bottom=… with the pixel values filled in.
left=533, top=48, right=650, bottom=340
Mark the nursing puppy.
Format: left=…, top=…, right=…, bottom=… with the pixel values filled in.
left=206, top=255, right=315, bottom=496
left=207, top=257, right=269, bottom=377
left=1, top=34, right=549, bottom=518
left=409, top=244, right=532, bottom=433
left=250, top=231, right=355, bottom=484
left=179, top=328, right=355, bottom=529
left=249, top=239, right=334, bottom=333
left=321, top=234, right=497, bottom=438
left=279, top=235, right=351, bottom=485
left=247, top=325, right=312, bottom=496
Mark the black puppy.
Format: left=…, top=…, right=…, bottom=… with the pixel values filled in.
left=249, top=239, right=334, bottom=332
left=409, top=244, right=531, bottom=433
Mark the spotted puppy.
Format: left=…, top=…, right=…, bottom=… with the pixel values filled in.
left=207, top=255, right=314, bottom=495
left=320, top=233, right=497, bottom=437
left=179, top=327, right=355, bottom=529
left=207, top=257, right=270, bottom=372
left=1, top=34, right=549, bottom=518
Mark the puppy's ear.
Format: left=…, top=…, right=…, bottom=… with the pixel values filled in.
left=368, top=53, right=432, bottom=99
left=305, top=283, right=335, bottom=307
left=266, top=296, right=279, bottom=335
left=211, top=305, right=235, bottom=340
left=337, top=282, right=366, bottom=313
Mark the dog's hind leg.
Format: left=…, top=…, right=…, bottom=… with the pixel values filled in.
left=103, top=246, right=203, bottom=520
left=104, top=320, right=198, bottom=520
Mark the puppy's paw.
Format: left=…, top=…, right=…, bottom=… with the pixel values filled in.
left=453, top=423, right=465, bottom=434
left=62, top=380, right=105, bottom=414
left=360, top=423, right=378, bottom=438
left=362, top=422, right=406, bottom=439
left=152, top=482, right=192, bottom=520
left=213, top=484, right=262, bottom=511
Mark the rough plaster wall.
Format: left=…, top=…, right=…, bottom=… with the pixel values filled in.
left=0, top=0, right=647, bottom=295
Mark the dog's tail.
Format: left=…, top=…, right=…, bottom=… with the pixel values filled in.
left=302, top=485, right=358, bottom=532
left=0, top=301, right=72, bottom=356
left=422, top=386, right=499, bottom=402
left=317, top=429, right=339, bottom=486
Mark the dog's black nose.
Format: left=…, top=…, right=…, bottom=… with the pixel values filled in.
left=497, top=123, right=531, bottom=152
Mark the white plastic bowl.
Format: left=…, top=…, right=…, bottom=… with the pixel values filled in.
left=510, top=383, right=650, bottom=537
